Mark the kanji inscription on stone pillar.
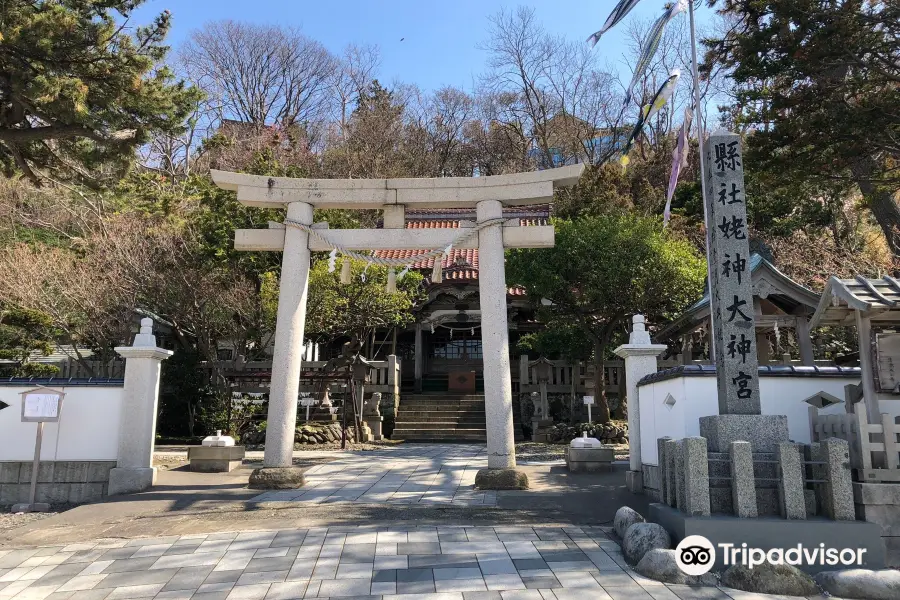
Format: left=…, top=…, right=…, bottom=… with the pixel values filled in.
left=704, top=131, right=760, bottom=415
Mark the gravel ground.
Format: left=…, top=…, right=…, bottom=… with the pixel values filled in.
left=0, top=505, right=77, bottom=532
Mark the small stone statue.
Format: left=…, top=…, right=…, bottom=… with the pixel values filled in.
left=364, top=392, right=382, bottom=417
left=531, top=392, right=543, bottom=418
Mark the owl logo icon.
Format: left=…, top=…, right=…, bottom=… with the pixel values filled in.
left=675, top=536, right=716, bottom=575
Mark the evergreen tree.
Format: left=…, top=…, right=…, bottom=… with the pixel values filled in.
left=707, top=0, right=900, bottom=255
left=0, top=1, right=201, bottom=186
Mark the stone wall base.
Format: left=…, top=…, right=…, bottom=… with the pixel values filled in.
left=854, top=482, right=900, bottom=567
left=108, top=467, right=156, bottom=496
left=649, top=502, right=885, bottom=573
left=0, top=461, right=116, bottom=505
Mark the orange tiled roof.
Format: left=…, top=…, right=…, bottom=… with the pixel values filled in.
left=374, top=209, right=548, bottom=294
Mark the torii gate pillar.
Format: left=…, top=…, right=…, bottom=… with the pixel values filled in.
left=477, top=200, right=516, bottom=470
left=265, top=202, right=313, bottom=469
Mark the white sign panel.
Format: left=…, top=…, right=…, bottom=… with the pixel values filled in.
left=583, top=395, right=595, bottom=406
left=21, top=392, right=63, bottom=422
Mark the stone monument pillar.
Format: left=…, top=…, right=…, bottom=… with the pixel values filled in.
left=473, top=199, right=527, bottom=489
left=614, top=315, right=667, bottom=493
left=698, top=131, right=789, bottom=453
left=110, top=318, right=173, bottom=495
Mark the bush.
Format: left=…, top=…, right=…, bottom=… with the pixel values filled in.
left=546, top=420, right=628, bottom=444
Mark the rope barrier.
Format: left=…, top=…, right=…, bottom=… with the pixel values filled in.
left=282, top=217, right=507, bottom=268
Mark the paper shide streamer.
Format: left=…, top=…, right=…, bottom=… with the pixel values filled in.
left=664, top=106, right=693, bottom=226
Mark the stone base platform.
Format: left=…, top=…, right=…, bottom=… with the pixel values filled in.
left=248, top=467, right=305, bottom=490
left=188, top=446, right=246, bottom=472
left=474, top=468, right=528, bottom=490
left=699, top=414, right=789, bottom=453
left=854, top=482, right=900, bottom=567
left=649, top=502, right=885, bottom=572
left=566, top=447, right=614, bottom=473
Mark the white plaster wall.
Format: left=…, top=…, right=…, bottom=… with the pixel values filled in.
left=638, top=375, right=900, bottom=466
left=0, top=385, right=123, bottom=461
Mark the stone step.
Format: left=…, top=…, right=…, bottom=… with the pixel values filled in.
left=393, top=421, right=487, bottom=430
left=392, top=429, right=488, bottom=440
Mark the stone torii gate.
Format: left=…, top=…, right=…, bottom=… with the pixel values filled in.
left=211, top=165, right=583, bottom=487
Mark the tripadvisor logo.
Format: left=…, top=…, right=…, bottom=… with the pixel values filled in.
left=675, top=535, right=868, bottom=573
left=675, top=536, right=716, bottom=576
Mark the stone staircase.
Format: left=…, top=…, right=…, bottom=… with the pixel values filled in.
left=392, top=393, right=523, bottom=442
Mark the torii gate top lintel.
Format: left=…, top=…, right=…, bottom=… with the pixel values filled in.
left=210, top=164, right=585, bottom=209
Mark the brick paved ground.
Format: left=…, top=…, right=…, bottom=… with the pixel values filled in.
left=249, top=445, right=497, bottom=506
left=0, top=524, right=827, bottom=600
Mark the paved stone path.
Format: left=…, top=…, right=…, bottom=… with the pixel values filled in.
left=250, top=445, right=498, bottom=506
left=0, top=524, right=820, bottom=600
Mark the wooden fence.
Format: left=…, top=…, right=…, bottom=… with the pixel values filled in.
left=812, top=404, right=900, bottom=483
left=517, top=356, right=625, bottom=398
left=204, top=355, right=401, bottom=399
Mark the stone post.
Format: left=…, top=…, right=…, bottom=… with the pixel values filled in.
left=262, top=202, right=313, bottom=472
left=614, top=315, right=667, bottom=493
left=663, top=438, right=679, bottom=507
left=730, top=440, right=758, bottom=518
left=657, top=436, right=672, bottom=504
left=683, top=437, right=712, bottom=517
left=473, top=199, right=526, bottom=490
left=822, top=439, right=855, bottom=520
left=110, top=318, right=173, bottom=495
left=777, top=442, right=806, bottom=519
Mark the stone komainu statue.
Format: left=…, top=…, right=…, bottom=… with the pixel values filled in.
left=364, top=392, right=382, bottom=417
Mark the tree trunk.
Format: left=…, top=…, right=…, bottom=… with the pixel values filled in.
left=592, top=339, right=611, bottom=423
left=852, top=158, right=900, bottom=258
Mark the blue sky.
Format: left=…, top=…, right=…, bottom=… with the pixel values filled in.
left=133, top=0, right=715, bottom=91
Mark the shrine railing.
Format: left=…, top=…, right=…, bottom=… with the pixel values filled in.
left=811, top=404, right=900, bottom=483
left=204, top=355, right=401, bottom=398
left=516, top=355, right=625, bottom=398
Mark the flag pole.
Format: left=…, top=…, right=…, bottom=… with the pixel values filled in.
left=688, top=0, right=715, bottom=357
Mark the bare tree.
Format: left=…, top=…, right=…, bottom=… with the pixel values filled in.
left=181, top=21, right=337, bottom=129
left=331, top=44, right=381, bottom=138
left=479, top=6, right=621, bottom=169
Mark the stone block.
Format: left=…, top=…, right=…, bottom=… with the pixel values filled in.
left=757, top=488, right=782, bottom=517
left=625, top=470, right=643, bottom=492
left=656, top=437, right=670, bottom=501
left=682, top=437, right=710, bottom=517
left=87, top=461, right=117, bottom=482
left=699, top=414, right=789, bottom=453
left=0, top=463, right=21, bottom=484
left=0, top=484, right=27, bottom=505
left=778, top=443, right=806, bottom=519
left=566, top=447, right=613, bottom=463
left=710, top=487, right=732, bottom=514
left=188, top=446, right=245, bottom=473
left=822, top=439, right=855, bottom=521
left=673, top=440, right=686, bottom=511
left=249, top=467, right=304, bottom=489
left=108, top=467, right=156, bottom=496
left=37, top=483, right=71, bottom=504
left=663, top=439, right=678, bottom=507
left=53, top=462, right=89, bottom=484
left=474, top=468, right=528, bottom=490
left=856, top=504, right=900, bottom=536
left=804, top=489, right=818, bottom=517
left=729, top=441, right=757, bottom=518
left=18, top=462, right=56, bottom=484
left=365, top=416, right=384, bottom=441
left=853, top=482, right=900, bottom=506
